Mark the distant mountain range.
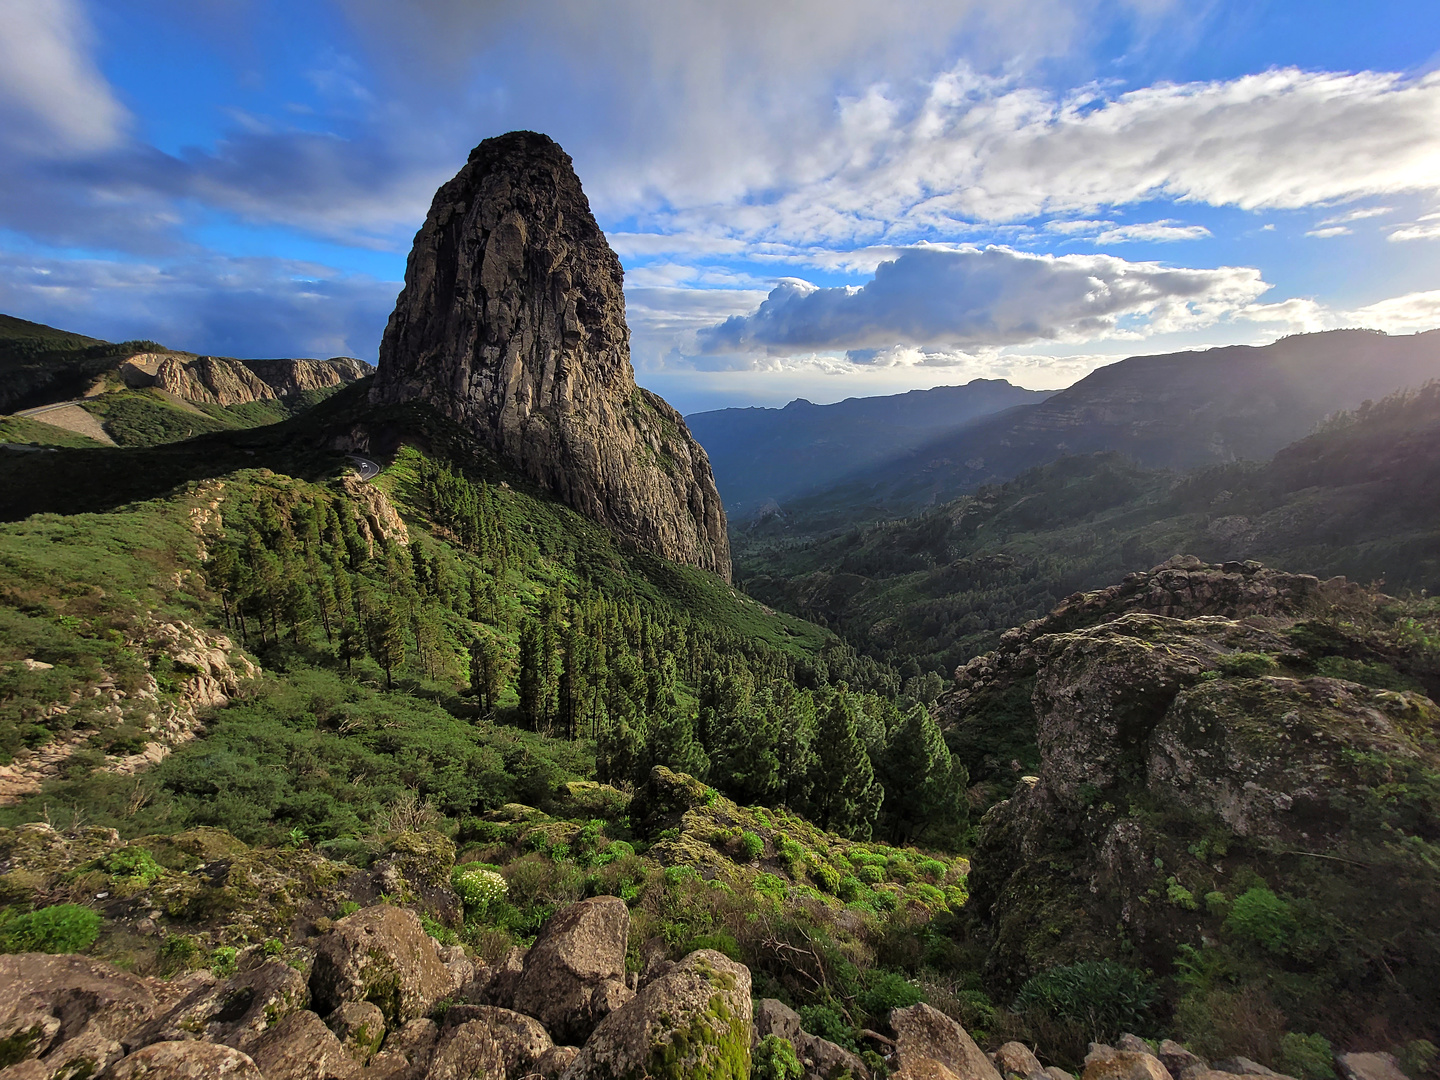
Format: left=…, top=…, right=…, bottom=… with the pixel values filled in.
left=754, top=329, right=1440, bottom=525
left=685, top=379, right=1048, bottom=517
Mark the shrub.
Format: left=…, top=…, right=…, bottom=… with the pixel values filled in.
left=858, top=864, right=885, bottom=884
left=1275, top=1033, right=1336, bottom=1080
left=210, top=945, right=239, bottom=977
left=753, top=1034, right=804, bottom=1080
left=1225, top=887, right=1297, bottom=953
left=1218, top=652, right=1278, bottom=678
left=685, top=930, right=742, bottom=961
left=799, top=1004, right=856, bottom=1051
left=741, top=831, right=765, bottom=861
left=858, top=969, right=925, bottom=1019
left=0, top=904, right=101, bottom=954
left=916, top=858, right=948, bottom=881
left=754, top=873, right=787, bottom=901
left=809, top=860, right=841, bottom=894
left=94, top=847, right=164, bottom=889
left=1013, top=960, right=1156, bottom=1039
left=158, top=934, right=200, bottom=975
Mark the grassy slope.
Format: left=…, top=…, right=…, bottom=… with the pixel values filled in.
left=0, top=313, right=158, bottom=414
left=0, top=415, right=106, bottom=448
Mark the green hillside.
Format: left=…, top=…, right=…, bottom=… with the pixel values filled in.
left=0, top=313, right=160, bottom=413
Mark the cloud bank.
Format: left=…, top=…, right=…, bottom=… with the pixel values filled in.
left=697, top=246, right=1268, bottom=355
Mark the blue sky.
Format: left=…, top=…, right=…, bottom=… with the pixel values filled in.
left=1, top=1, right=1438, bottom=413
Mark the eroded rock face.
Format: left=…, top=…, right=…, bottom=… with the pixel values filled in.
left=310, top=905, right=453, bottom=1024
left=371, top=131, right=730, bottom=580
left=512, top=896, right=631, bottom=1045
left=99, top=1039, right=263, bottom=1079
left=145, top=354, right=371, bottom=407
left=559, top=949, right=751, bottom=1080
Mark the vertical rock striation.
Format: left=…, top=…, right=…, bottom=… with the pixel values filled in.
left=371, top=131, right=731, bottom=579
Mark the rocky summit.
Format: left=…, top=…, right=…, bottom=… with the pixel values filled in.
left=371, top=130, right=731, bottom=580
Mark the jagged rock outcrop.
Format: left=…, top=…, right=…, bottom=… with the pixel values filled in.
left=370, top=131, right=731, bottom=580
left=955, top=558, right=1440, bottom=1034
left=123, top=353, right=371, bottom=407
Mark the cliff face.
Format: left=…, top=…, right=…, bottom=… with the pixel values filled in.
left=370, top=131, right=730, bottom=580
left=143, top=354, right=371, bottom=407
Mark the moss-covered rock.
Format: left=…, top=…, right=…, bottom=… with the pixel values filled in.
left=558, top=948, right=751, bottom=1080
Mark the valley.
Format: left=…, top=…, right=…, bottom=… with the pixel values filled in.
left=0, top=130, right=1435, bottom=1080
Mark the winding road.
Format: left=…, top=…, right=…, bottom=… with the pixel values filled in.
left=346, top=454, right=381, bottom=481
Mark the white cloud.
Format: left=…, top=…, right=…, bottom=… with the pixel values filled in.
left=0, top=0, right=129, bottom=155
left=1344, top=290, right=1440, bottom=333
left=1388, top=212, right=1440, bottom=241
left=697, top=245, right=1269, bottom=354
left=1094, top=220, right=1211, bottom=243
left=1317, top=206, right=1392, bottom=225
left=1306, top=226, right=1352, bottom=238
left=645, top=66, right=1440, bottom=246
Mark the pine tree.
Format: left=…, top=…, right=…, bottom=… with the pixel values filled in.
left=373, top=600, right=407, bottom=690
left=810, top=690, right=883, bottom=839
left=470, top=635, right=505, bottom=713
left=517, top=620, right=544, bottom=731
left=882, top=705, right=968, bottom=845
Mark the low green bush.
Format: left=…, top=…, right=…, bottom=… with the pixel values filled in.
left=1275, top=1033, right=1336, bottom=1080
left=1013, top=960, right=1156, bottom=1039
left=753, top=1034, right=804, bottom=1080
left=858, top=969, right=925, bottom=1019
left=1225, top=887, right=1297, bottom=954
left=0, top=904, right=101, bottom=954
left=741, top=831, right=765, bottom=861
left=1218, top=652, right=1278, bottom=678
left=799, top=1004, right=856, bottom=1051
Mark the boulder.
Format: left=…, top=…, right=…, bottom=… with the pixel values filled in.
left=249, top=1009, right=359, bottom=1080
left=123, top=960, right=307, bottom=1053
left=752, top=998, right=804, bottom=1047
left=465, top=947, right=526, bottom=1009
left=512, top=896, right=631, bottom=1044
left=890, top=1004, right=1001, bottom=1080
left=0, top=954, right=156, bottom=1077
left=531, top=1046, right=579, bottom=1079
left=996, top=1042, right=1046, bottom=1079
left=310, top=905, right=453, bottom=1024
left=1336, top=1055, right=1408, bottom=1080
left=366, top=1017, right=439, bottom=1080
left=99, top=1040, right=263, bottom=1078
left=370, top=130, right=731, bottom=579
left=0, top=1060, right=48, bottom=1080
left=559, top=949, right=751, bottom=1080
left=442, top=1005, right=552, bottom=1077
left=1158, top=1041, right=1204, bottom=1080
left=1046, top=1069, right=1076, bottom=1080
left=1082, top=1052, right=1174, bottom=1080
left=801, top=1033, right=871, bottom=1080
left=326, top=1000, right=386, bottom=1064
left=1118, top=1037, right=1152, bottom=1055
left=1213, top=1060, right=1291, bottom=1080
left=427, top=1021, right=506, bottom=1080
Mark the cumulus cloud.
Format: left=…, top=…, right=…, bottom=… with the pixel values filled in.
left=696, top=246, right=1268, bottom=354
left=1344, top=290, right=1440, bottom=333
left=0, top=0, right=128, bottom=155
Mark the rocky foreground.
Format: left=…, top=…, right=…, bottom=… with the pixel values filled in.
left=0, top=892, right=1412, bottom=1080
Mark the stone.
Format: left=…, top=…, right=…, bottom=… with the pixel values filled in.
left=99, top=1040, right=263, bottom=1078
left=559, top=949, right=751, bottom=1080
left=466, top=946, right=527, bottom=1009
left=1082, top=1052, right=1174, bottom=1080
left=893, top=1062, right=963, bottom=1080
left=310, top=904, right=453, bottom=1024
left=371, top=130, right=730, bottom=579
left=1158, top=1041, right=1204, bottom=1080
left=427, top=1021, right=506, bottom=1080
left=442, top=1005, right=552, bottom=1077
left=0, top=954, right=155, bottom=1077
left=802, top=1032, right=872, bottom=1080
left=326, top=1000, right=386, bottom=1064
left=1336, top=1054, right=1408, bottom=1080
left=1118, top=1037, right=1152, bottom=1055
left=249, top=1010, right=359, bottom=1080
left=1214, top=1060, right=1289, bottom=1079
left=752, top=998, right=804, bottom=1047
left=123, top=960, right=308, bottom=1054
left=996, top=1042, right=1046, bottom=1078
left=0, top=1060, right=47, bottom=1080
left=366, top=1018, right=439, bottom=1080
left=1046, top=1069, right=1076, bottom=1080
left=530, top=1046, right=579, bottom=1079
left=890, top=1004, right=1001, bottom=1080
left=512, top=896, right=630, bottom=1044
